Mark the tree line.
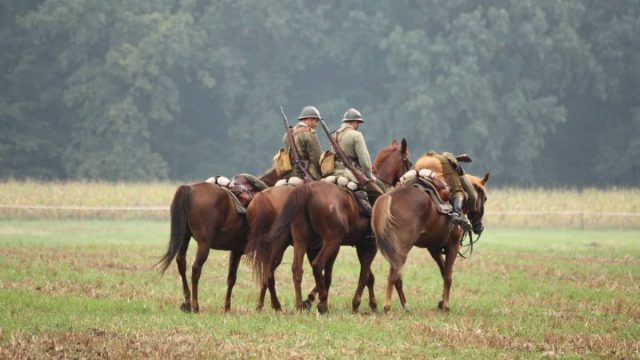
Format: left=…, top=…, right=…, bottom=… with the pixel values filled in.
left=1, top=0, right=639, bottom=186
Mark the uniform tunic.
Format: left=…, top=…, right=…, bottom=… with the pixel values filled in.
left=331, top=124, right=373, bottom=182
left=281, top=122, right=323, bottom=180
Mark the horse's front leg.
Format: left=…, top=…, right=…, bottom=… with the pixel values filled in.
left=438, top=235, right=461, bottom=312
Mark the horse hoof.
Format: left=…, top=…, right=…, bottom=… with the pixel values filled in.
left=437, top=301, right=449, bottom=312
left=180, top=303, right=191, bottom=313
left=302, top=299, right=313, bottom=311
left=383, top=305, right=391, bottom=314
left=317, top=303, right=328, bottom=315
left=370, top=303, right=378, bottom=313
left=224, top=305, right=231, bottom=313
left=402, top=304, right=411, bottom=313
left=273, top=303, right=282, bottom=312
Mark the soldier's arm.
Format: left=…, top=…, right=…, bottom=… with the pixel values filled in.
left=353, top=132, right=373, bottom=178
left=306, top=131, right=323, bottom=180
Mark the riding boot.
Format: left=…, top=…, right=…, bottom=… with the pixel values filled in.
left=354, top=190, right=372, bottom=217
left=450, top=196, right=471, bottom=231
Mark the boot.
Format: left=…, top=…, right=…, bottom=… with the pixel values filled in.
left=450, top=197, right=471, bottom=231
left=354, top=190, right=372, bottom=217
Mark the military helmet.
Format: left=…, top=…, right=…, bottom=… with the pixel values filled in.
left=342, top=108, right=363, bottom=122
left=298, top=106, right=322, bottom=120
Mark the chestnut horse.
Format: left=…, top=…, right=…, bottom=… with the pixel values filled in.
left=157, top=170, right=277, bottom=313
left=372, top=169, right=489, bottom=312
left=258, top=139, right=412, bottom=313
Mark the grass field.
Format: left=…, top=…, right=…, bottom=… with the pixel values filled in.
left=1, top=180, right=640, bottom=228
left=1, top=220, right=638, bottom=359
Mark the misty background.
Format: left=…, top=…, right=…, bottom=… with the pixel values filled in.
left=1, top=1, right=639, bottom=187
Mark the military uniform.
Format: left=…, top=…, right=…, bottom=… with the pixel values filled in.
left=332, top=108, right=383, bottom=215
left=332, top=123, right=373, bottom=182
left=419, top=151, right=477, bottom=230
left=281, top=107, right=323, bottom=180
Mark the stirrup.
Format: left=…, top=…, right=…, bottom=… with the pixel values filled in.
left=449, top=213, right=471, bottom=231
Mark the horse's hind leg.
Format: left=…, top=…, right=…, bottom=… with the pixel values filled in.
left=303, top=247, right=320, bottom=311
left=266, top=245, right=287, bottom=312
left=352, top=242, right=378, bottom=313
left=177, top=240, right=191, bottom=312
left=311, top=242, right=340, bottom=314
left=190, top=242, right=211, bottom=314
left=383, top=253, right=408, bottom=313
left=224, top=249, right=243, bottom=312
left=291, top=242, right=307, bottom=311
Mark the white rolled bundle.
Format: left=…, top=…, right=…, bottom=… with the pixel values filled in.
left=216, top=176, right=231, bottom=187
left=418, top=168, right=435, bottom=179
left=275, top=179, right=287, bottom=187
left=337, top=176, right=349, bottom=186
left=324, top=175, right=337, bottom=184
left=347, top=181, right=358, bottom=191
left=288, top=177, right=303, bottom=186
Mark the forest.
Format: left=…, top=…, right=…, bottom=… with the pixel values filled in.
left=1, top=0, right=639, bottom=186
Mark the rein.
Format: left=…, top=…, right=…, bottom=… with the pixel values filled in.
left=458, top=230, right=481, bottom=259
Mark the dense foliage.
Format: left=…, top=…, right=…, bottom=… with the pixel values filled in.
left=1, top=0, right=639, bottom=186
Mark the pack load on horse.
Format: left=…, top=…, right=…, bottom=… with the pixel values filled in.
left=256, top=112, right=412, bottom=313
left=157, top=169, right=277, bottom=313
left=372, top=151, right=489, bottom=313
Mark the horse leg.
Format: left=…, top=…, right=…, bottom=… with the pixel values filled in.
left=438, top=239, right=461, bottom=312
left=427, top=247, right=446, bottom=278
left=383, top=253, right=408, bottom=314
left=311, top=242, right=340, bottom=314
left=223, top=249, right=243, bottom=312
left=366, top=272, right=377, bottom=312
left=177, top=240, right=191, bottom=312
left=291, top=242, right=307, bottom=311
left=303, top=246, right=320, bottom=311
left=266, top=245, right=287, bottom=312
left=352, top=242, right=378, bottom=313
left=190, top=243, right=211, bottom=314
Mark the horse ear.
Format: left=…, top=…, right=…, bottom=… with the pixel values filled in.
left=401, top=138, right=408, bottom=154
left=482, top=172, right=490, bottom=185
left=391, top=139, right=398, bottom=146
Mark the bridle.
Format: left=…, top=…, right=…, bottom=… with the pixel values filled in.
left=376, top=150, right=412, bottom=188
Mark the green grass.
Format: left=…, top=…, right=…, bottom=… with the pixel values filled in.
left=1, top=220, right=638, bottom=358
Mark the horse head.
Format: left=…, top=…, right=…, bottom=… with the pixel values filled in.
left=465, top=173, right=490, bottom=235
left=372, top=138, right=412, bottom=187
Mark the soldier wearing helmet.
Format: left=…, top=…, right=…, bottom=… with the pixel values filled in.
left=332, top=108, right=383, bottom=215
left=281, top=106, right=323, bottom=180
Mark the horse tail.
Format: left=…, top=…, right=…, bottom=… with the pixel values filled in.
left=371, top=193, right=402, bottom=270
left=157, top=185, right=192, bottom=275
left=269, top=184, right=312, bottom=262
left=244, top=193, right=276, bottom=284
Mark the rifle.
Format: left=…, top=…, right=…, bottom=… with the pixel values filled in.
left=280, top=106, right=313, bottom=182
left=318, top=119, right=369, bottom=186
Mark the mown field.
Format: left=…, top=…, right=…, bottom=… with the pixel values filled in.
left=0, top=182, right=639, bottom=358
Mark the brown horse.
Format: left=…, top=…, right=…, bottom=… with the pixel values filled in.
left=372, top=169, right=489, bottom=313
left=157, top=170, right=277, bottom=313
left=258, top=139, right=412, bottom=313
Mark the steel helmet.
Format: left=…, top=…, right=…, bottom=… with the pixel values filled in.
left=342, top=108, right=363, bottom=122
left=298, top=106, right=322, bottom=120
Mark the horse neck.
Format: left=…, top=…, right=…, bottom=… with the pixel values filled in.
left=373, top=150, right=403, bottom=186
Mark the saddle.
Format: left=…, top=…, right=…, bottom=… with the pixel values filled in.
left=206, top=174, right=267, bottom=213
left=399, top=169, right=452, bottom=214
left=321, top=175, right=371, bottom=216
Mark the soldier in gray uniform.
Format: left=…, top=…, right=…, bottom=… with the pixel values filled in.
left=281, top=106, right=323, bottom=180
left=332, top=108, right=384, bottom=215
